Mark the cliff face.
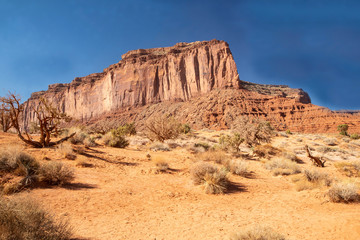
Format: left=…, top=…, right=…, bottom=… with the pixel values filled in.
left=23, top=39, right=360, bottom=133
left=24, top=40, right=241, bottom=123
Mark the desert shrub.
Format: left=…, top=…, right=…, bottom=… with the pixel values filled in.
left=232, top=116, right=274, bottom=147
left=316, top=146, right=335, bottom=154
left=38, top=162, right=75, bottom=185
left=181, top=123, right=191, bottom=134
left=102, top=130, right=129, bottom=148
left=0, top=146, right=39, bottom=175
left=69, top=128, right=88, bottom=144
left=28, top=122, right=40, bottom=134
left=149, top=142, right=170, bottom=151
left=328, top=182, right=359, bottom=203
left=194, top=142, right=211, bottom=151
left=145, top=115, right=182, bottom=142
left=83, top=136, right=97, bottom=147
left=190, top=161, right=229, bottom=194
left=265, top=158, right=301, bottom=176
left=293, top=168, right=332, bottom=191
left=350, top=133, right=360, bottom=140
left=230, top=225, right=286, bottom=240
left=113, top=122, right=136, bottom=136
left=0, top=197, right=72, bottom=240
left=57, top=142, right=76, bottom=160
left=337, top=124, right=349, bottom=136
left=198, top=150, right=229, bottom=164
left=285, top=129, right=292, bottom=135
left=152, top=157, right=169, bottom=173
left=226, top=159, right=249, bottom=177
left=304, top=168, right=329, bottom=183
left=324, top=138, right=338, bottom=146
left=219, top=133, right=244, bottom=152
left=281, top=151, right=298, bottom=162
left=253, top=144, right=281, bottom=159
left=335, top=161, right=360, bottom=177
left=2, top=181, right=23, bottom=195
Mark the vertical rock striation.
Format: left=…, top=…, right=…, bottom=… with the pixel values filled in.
left=23, top=40, right=241, bottom=124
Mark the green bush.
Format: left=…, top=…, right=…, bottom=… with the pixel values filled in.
left=114, top=122, right=136, bottom=136
left=337, top=124, right=349, bottom=136
left=350, top=133, right=360, bottom=140
left=219, top=133, right=244, bottom=152
left=285, top=129, right=292, bottom=135
left=103, top=130, right=129, bottom=148
left=181, top=123, right=191, bottom=134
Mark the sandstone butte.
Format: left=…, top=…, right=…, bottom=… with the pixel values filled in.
left=23, top=39, right=360, bottom=133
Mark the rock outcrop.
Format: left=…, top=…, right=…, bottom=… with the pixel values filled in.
left=23, top=40, right=360, bottom=133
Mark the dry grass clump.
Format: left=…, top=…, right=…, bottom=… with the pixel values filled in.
left=253, top=144, right=281, bottom=159
left=265, top=158, right=301, bottom=176
left=324, top=138, right=338, bottom=146
left=152, top=157, right=169, bottom=173
left=68, top=127, right=88, bottom=144
left=57, top=142, right=76, bottom=160
left=293, top=168, right=332, bottom=191
left=229, top=225, right=286, bottom=240
left=149, top=142, right=170, bottom=151
left=328, top=182, right=359, bottom=203
left=226, top=159, right=249, bottom=177
left=281, top=151, right=298, bottom=162
left=335, top=160, right=360, bottom=177
left=197, top=150, right=229, bottom=164
left=0, top=197, right=72, bottom=240
left=38, top=162, right=75, bottom=185
left=190, top=161, right=229, bottom=194
left=0, top=146, right=40, bottom=193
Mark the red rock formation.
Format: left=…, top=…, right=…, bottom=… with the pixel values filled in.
left=23, top=40, right=360, bottom=133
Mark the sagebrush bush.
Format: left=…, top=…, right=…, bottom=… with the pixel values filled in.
left=0, top=197, right=72, bottom=240
left=230, top=225, right=286, bottom=240
left=69, top=128, right=88, bottom=145
left=152, top=157, right=169, bottom=172
left=197, top=150, right=228, bottom=164
left=194, top=142, right=211, bottom=151
left=102, top=131, right=129, bottom=148
left=0, top=146, right=39, bottom=174
left=219, top=133, right=244, bottom=152
left=226, top=160, right=249, bottom=177
left=265, top=158, right=301, bottom=176
left=293, top=168, right=332, bottom=191
left=304, top=168, right=329, bottom=183
left=335, top=161, right=360, bottom=177
left=350, top=133, right=360, bottom=140
left=57, top=142, right=76, bottom=160
left=232, top=116, right=274, bottom=147
left=190, top=162, right=229, bottom=194
left=253, top=144, right=281, bottom=159
left=328, top=182, right=359, bottom=203
left=145, top=115, right=182, bottom=142
left=337, top=124, right=349, bottom=136
left=39, top=162, right=75, bottom=185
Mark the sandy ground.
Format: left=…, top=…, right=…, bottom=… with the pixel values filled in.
left=1, top=131, right=360, bottom=240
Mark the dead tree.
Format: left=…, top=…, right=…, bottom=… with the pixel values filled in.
left=0, top=103, right=12, bottom=132
left=1, top=93, right=75, bottom=148
left=305, top=145, right=326, bottom=167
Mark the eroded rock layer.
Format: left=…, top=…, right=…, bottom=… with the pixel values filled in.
left=23, top=40, right=360, bottom=133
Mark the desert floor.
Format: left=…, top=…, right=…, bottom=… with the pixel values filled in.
left=1, top=130, right=360, bottom=240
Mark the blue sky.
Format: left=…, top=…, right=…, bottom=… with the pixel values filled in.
left=1, top=0, right=360, bottom=110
